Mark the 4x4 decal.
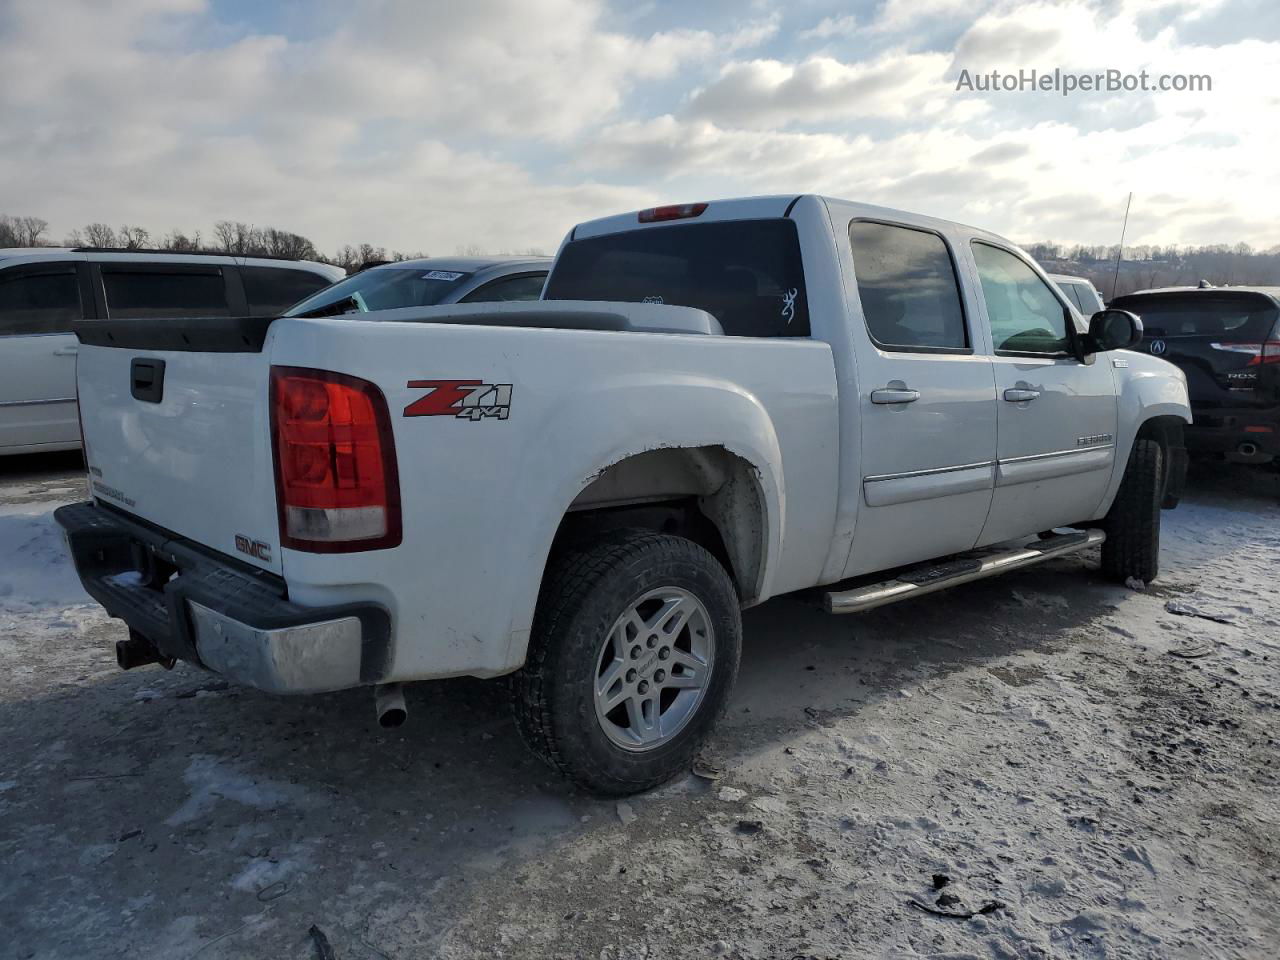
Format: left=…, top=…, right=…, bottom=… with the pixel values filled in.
left=404, top=380, right=513, bottom=421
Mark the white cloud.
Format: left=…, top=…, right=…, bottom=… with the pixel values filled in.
left=799, top=14, right=858, bottom=41
left=0, top=0, right=1275, bottom=252
left=685, top=51, right=973, bottom=127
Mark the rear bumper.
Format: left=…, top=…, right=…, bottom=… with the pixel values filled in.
left=1187, top=407, right=1280, bottom=460
left=54, top=501, right=390, bottom=693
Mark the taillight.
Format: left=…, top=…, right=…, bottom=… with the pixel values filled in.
left=270, top=366, right=401, bottom=553
left=638, top=202, right=708, bottom=223
left=1213, top=341, right=1280, bottom=365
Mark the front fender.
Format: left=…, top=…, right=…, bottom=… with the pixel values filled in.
left=1095, top=351, right=1192, bottom=516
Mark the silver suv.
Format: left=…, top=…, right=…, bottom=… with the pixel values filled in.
left=0, top=248, right=343, bottom=455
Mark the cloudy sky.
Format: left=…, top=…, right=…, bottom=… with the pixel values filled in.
left=1, top=0, right=1277, bottom=255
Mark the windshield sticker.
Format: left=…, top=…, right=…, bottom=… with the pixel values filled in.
left=422, top=270, right=465, bottom=281
left=782, top=288, right=798, bottom=324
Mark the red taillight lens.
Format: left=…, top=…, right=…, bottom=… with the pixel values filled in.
left=638, top=202, right=708, bottom=223
left=1261, top=341, right=1280, bottom=365
left=270, top=366, right=401, bottom=552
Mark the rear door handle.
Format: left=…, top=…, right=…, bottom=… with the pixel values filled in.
left=53, top=347, right=78, bottom=356
left=870, top=388, right=921, bottom=404
left=1003, top=388, right=1040, bottom=402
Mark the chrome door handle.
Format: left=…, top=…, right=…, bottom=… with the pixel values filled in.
left=870, top=387, right=921, bottom=404
left=53, top=347, right=78, bottom=356
left=1003, top=388, right=1040, bottom=402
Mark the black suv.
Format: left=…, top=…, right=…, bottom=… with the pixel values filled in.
left=1111, top=286, right=1280, bottom=465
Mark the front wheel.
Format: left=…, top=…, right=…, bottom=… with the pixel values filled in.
left=1101, top=437, right=1164, bottom=584
left=512, top=530, right=741, bottom=795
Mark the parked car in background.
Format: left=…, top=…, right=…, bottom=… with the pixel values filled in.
left=1110, top=286, right=1280, bottom=466
left=284, top=256, right=550, bottom=317
left=1050, top=274, right=1106, bottom=314
left=0, top=248, right=343, bottom=456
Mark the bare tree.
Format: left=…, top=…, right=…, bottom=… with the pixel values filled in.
left=118, top=225, right=151, bottom=249
left=161, top=229, right=202, bottom=252
left=83, top=223, right=117, bottom=247
left=0, top=214, right=49, bottom=246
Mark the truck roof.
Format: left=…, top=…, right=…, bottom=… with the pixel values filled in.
left=568, top=194, right=1018, bottom=249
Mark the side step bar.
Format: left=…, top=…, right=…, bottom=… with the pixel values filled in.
left=824, top=529, right=1106, bottom=614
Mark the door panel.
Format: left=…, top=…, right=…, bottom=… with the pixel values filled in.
left=840, top=220, right=997, bottom=578
left=969, top=243, right=1118, bottom=545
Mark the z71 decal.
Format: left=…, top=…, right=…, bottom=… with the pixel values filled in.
left=404, top=380, right=513, bottom=421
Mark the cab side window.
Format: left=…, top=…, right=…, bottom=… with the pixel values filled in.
left=848, top=220, right=968, bottom=352
left=102, top=267, right=230, bottom=319
left=972, top=243, right=1070, bottom=355
left=0, top=267, right=83, bottom=335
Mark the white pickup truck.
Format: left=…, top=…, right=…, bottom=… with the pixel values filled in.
left=58, top=195, right=1191, bottom=794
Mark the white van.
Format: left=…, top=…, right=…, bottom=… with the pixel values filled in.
left=0, top=249, right=343, bottom=455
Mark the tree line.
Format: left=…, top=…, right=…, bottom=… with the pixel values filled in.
left=0, top=214, right=541, bottom=272
left=2, top=212, right=1272, bottom=291
left=1022, top=241, right=1280, bottom=298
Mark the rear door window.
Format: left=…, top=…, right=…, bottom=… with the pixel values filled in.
left=242, top=266, right=333, bottom=316
left=543, top=219, right=809, bottom=337
left=848, top=220, right=969, bottom=352
left=972, top=243, right=1071, bottom=355
left=0, top=266, right=83, bottom=334
left=102, top=266, right=230, bottom=319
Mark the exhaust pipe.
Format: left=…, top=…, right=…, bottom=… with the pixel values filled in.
left=1238, top=441, right=1259, bottom=458
left=374, top=683, right=407, bottom=728
left=116, top=630, right=170, bottom=670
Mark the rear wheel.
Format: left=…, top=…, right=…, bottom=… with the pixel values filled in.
left=1101, top=437, right=1163, bottom=584
left=512, top=530, right=741, bottom=795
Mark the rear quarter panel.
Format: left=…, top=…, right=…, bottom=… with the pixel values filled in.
left=268, top=318, right=840, bottom=680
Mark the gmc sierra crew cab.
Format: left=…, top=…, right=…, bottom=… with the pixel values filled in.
left=57, top=195, right=1192, bottom=795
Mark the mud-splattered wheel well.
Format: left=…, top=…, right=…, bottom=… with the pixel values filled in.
left=551, top=446, right=767, bottom=604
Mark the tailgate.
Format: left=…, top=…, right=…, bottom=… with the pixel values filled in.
left=75, top=318, right=282, bottom=575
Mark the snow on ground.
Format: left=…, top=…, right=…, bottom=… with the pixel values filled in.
left=0, top=454, right=1276, bottom=960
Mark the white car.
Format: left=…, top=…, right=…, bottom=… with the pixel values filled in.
left=1050, top=273, right=1106, bottom=314
left=0, top=248, right=343, bottom=455
left=58, top=196, right=1191, bottom=794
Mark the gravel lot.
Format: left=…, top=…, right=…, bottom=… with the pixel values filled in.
left=1, top=452, right=1277, bottom=960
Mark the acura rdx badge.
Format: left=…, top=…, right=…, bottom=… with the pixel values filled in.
left=1149, top=339, right=1167, bottom=355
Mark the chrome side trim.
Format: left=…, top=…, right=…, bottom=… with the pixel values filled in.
left=999, top=444, right=1113, bottom=465
left=863, top=461, right=995, bottom=508
left=0, top=396, right=77, bottom=408
left=863, top=459, right=996, bottom=484
left=997, top=445, right=1114, bottom=487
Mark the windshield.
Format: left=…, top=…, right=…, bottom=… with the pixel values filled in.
left=1111, top=291, right=1279, bottom=340
left=284, top=267, right=472, bottom=317
left=543, top=219, right=809, bottom=337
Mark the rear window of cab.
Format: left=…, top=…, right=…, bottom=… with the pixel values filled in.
left=543, top=219, right=810, bottom=338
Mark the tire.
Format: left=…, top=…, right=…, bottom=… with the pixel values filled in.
left=512, top=530, right=741, bottom=795
left=1100, top=437, right=1163, bottom=584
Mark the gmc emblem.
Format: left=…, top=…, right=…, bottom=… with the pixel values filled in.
left=235, top=535, right=272, bottom=562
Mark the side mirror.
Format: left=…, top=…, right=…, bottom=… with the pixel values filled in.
left=1087, top=308, right=1143, bottom=353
